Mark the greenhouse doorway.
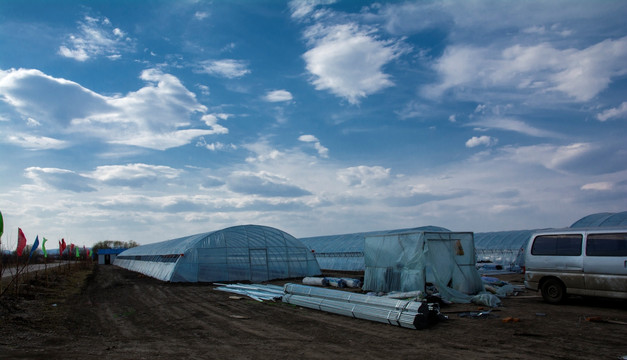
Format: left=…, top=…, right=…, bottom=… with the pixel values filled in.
left=249, top=249, right=269, bottom=282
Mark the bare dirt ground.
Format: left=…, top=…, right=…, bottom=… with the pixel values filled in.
left=1, top=264, right=626, bottom=359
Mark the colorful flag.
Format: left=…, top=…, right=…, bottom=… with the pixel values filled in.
left=42, top=237, right=48, bottom=257
left=17, top=228, right=27, bottom=256
left=29, top=236, right=40, bottom=258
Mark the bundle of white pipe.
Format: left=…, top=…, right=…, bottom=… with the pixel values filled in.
left=302, top=277, right=329, bottom=286
left=283, top=283, right=429, bottom=329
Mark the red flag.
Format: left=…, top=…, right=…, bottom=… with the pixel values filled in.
left=60, top=238, right=67, bottom=254
left=17, top=228, right=27, bottom=256
left=70, top=243, right=75, bottom=255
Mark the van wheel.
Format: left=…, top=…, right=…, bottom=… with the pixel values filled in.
left=541, top=278, right=566, bottom=304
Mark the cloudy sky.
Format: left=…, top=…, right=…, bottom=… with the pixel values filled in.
left=1, top=0, right=626, bottom=248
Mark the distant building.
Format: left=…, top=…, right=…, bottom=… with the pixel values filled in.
left=98, top=248, right=127, bottom=265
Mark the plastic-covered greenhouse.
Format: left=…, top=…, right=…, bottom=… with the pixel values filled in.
left=300, top=226, right=450, bottom=271
left=473, top=229, right=541, bottom=269
left=114, top=225, right=321, bottom=282
left=363, top=230, right=484, bottom=298
left=570, top=211, right=627, bottom=228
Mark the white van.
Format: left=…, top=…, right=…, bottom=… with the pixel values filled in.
left=524, top=228, right=627, bottom=303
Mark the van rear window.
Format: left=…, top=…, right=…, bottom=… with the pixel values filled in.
left=586, top=233, right=627, bottom=256
left=531, top=234, right=582, bottom=256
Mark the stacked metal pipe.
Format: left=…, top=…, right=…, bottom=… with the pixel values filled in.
left=282, top=283, right=431, bottom=329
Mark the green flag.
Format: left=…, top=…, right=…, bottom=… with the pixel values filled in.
left=75, top=246, right=80, bottom=258
left=42, top=237, right=48, bottom=257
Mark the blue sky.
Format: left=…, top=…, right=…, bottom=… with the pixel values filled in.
left=1, top=0, right=626, bottom=248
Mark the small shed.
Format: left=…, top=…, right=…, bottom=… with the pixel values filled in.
left=98, top=248, right=127, bottom=265
left=363, top=230, right=484, bottom=300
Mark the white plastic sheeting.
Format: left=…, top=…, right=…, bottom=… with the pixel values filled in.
left=363, top=231, right=485, bottom=302
left=114, top=225, right=321, bottom=282
left=214, top=283, right=285, bottom=302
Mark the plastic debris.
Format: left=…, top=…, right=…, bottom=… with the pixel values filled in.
left=214, top=283, right=285, bottom=302
left=383, top=290, right=424, bottom=300
left=458, top=310, right=497, bottom=319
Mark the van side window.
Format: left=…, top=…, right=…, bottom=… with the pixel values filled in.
left=586, top=233, right=627, bottom=256
left=531, top=234, right=583, bottom=256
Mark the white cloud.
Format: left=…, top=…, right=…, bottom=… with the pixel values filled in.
left=58, top=16, right=133, bottom=61
left=596, top=102, right=627, bottom=121
left=497, top=142, right=627, bottom=175
left=4, top=133, right=68, bottom=150
left=298, top=134, right=329, bottom=158
left=425, top=37, right=627, bottom=102
left=337, top=165, right=390, bottom=187
left=194, top=11, right=209, bottom=20
left=228, top=171, right=311, bottom=197
left=204, top=142, right=236, bottom=151
left=90, top=163, right=181, bottom=186
left=244, top=141, right=284, bottom=163
left=197, top=84, right=210, bottom=96
left=197, top=59, right=250, bottom=78
left=581, top=182, right=613, bottom=191
left=466, top=136, right=497, bottom=148
left=264, top=90, right=293, bottom=102
left=0, top=68, right=223, bottom=150
left=469, top=118, right=559, bottom=138
left=289, top=0, right=336, bottom=20
left=200, top=114, right=229, bottom=134
left=24, top=167, right=96, bottom=192
left=26, top=117, right=40, bottom=127
left=302, top=23, right=408, bottom=104
left=298, top=135, right=318, bottom=143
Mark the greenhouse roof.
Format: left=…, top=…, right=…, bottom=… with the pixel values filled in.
left=570, top=211, right=627, bottom=228
left=115, top=225, right=321, bottom=282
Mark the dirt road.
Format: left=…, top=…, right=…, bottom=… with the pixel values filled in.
left=1, top=265, right=626, bottom=359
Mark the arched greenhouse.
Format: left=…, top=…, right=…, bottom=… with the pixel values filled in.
left=114, top=225, right=321, bottom=282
